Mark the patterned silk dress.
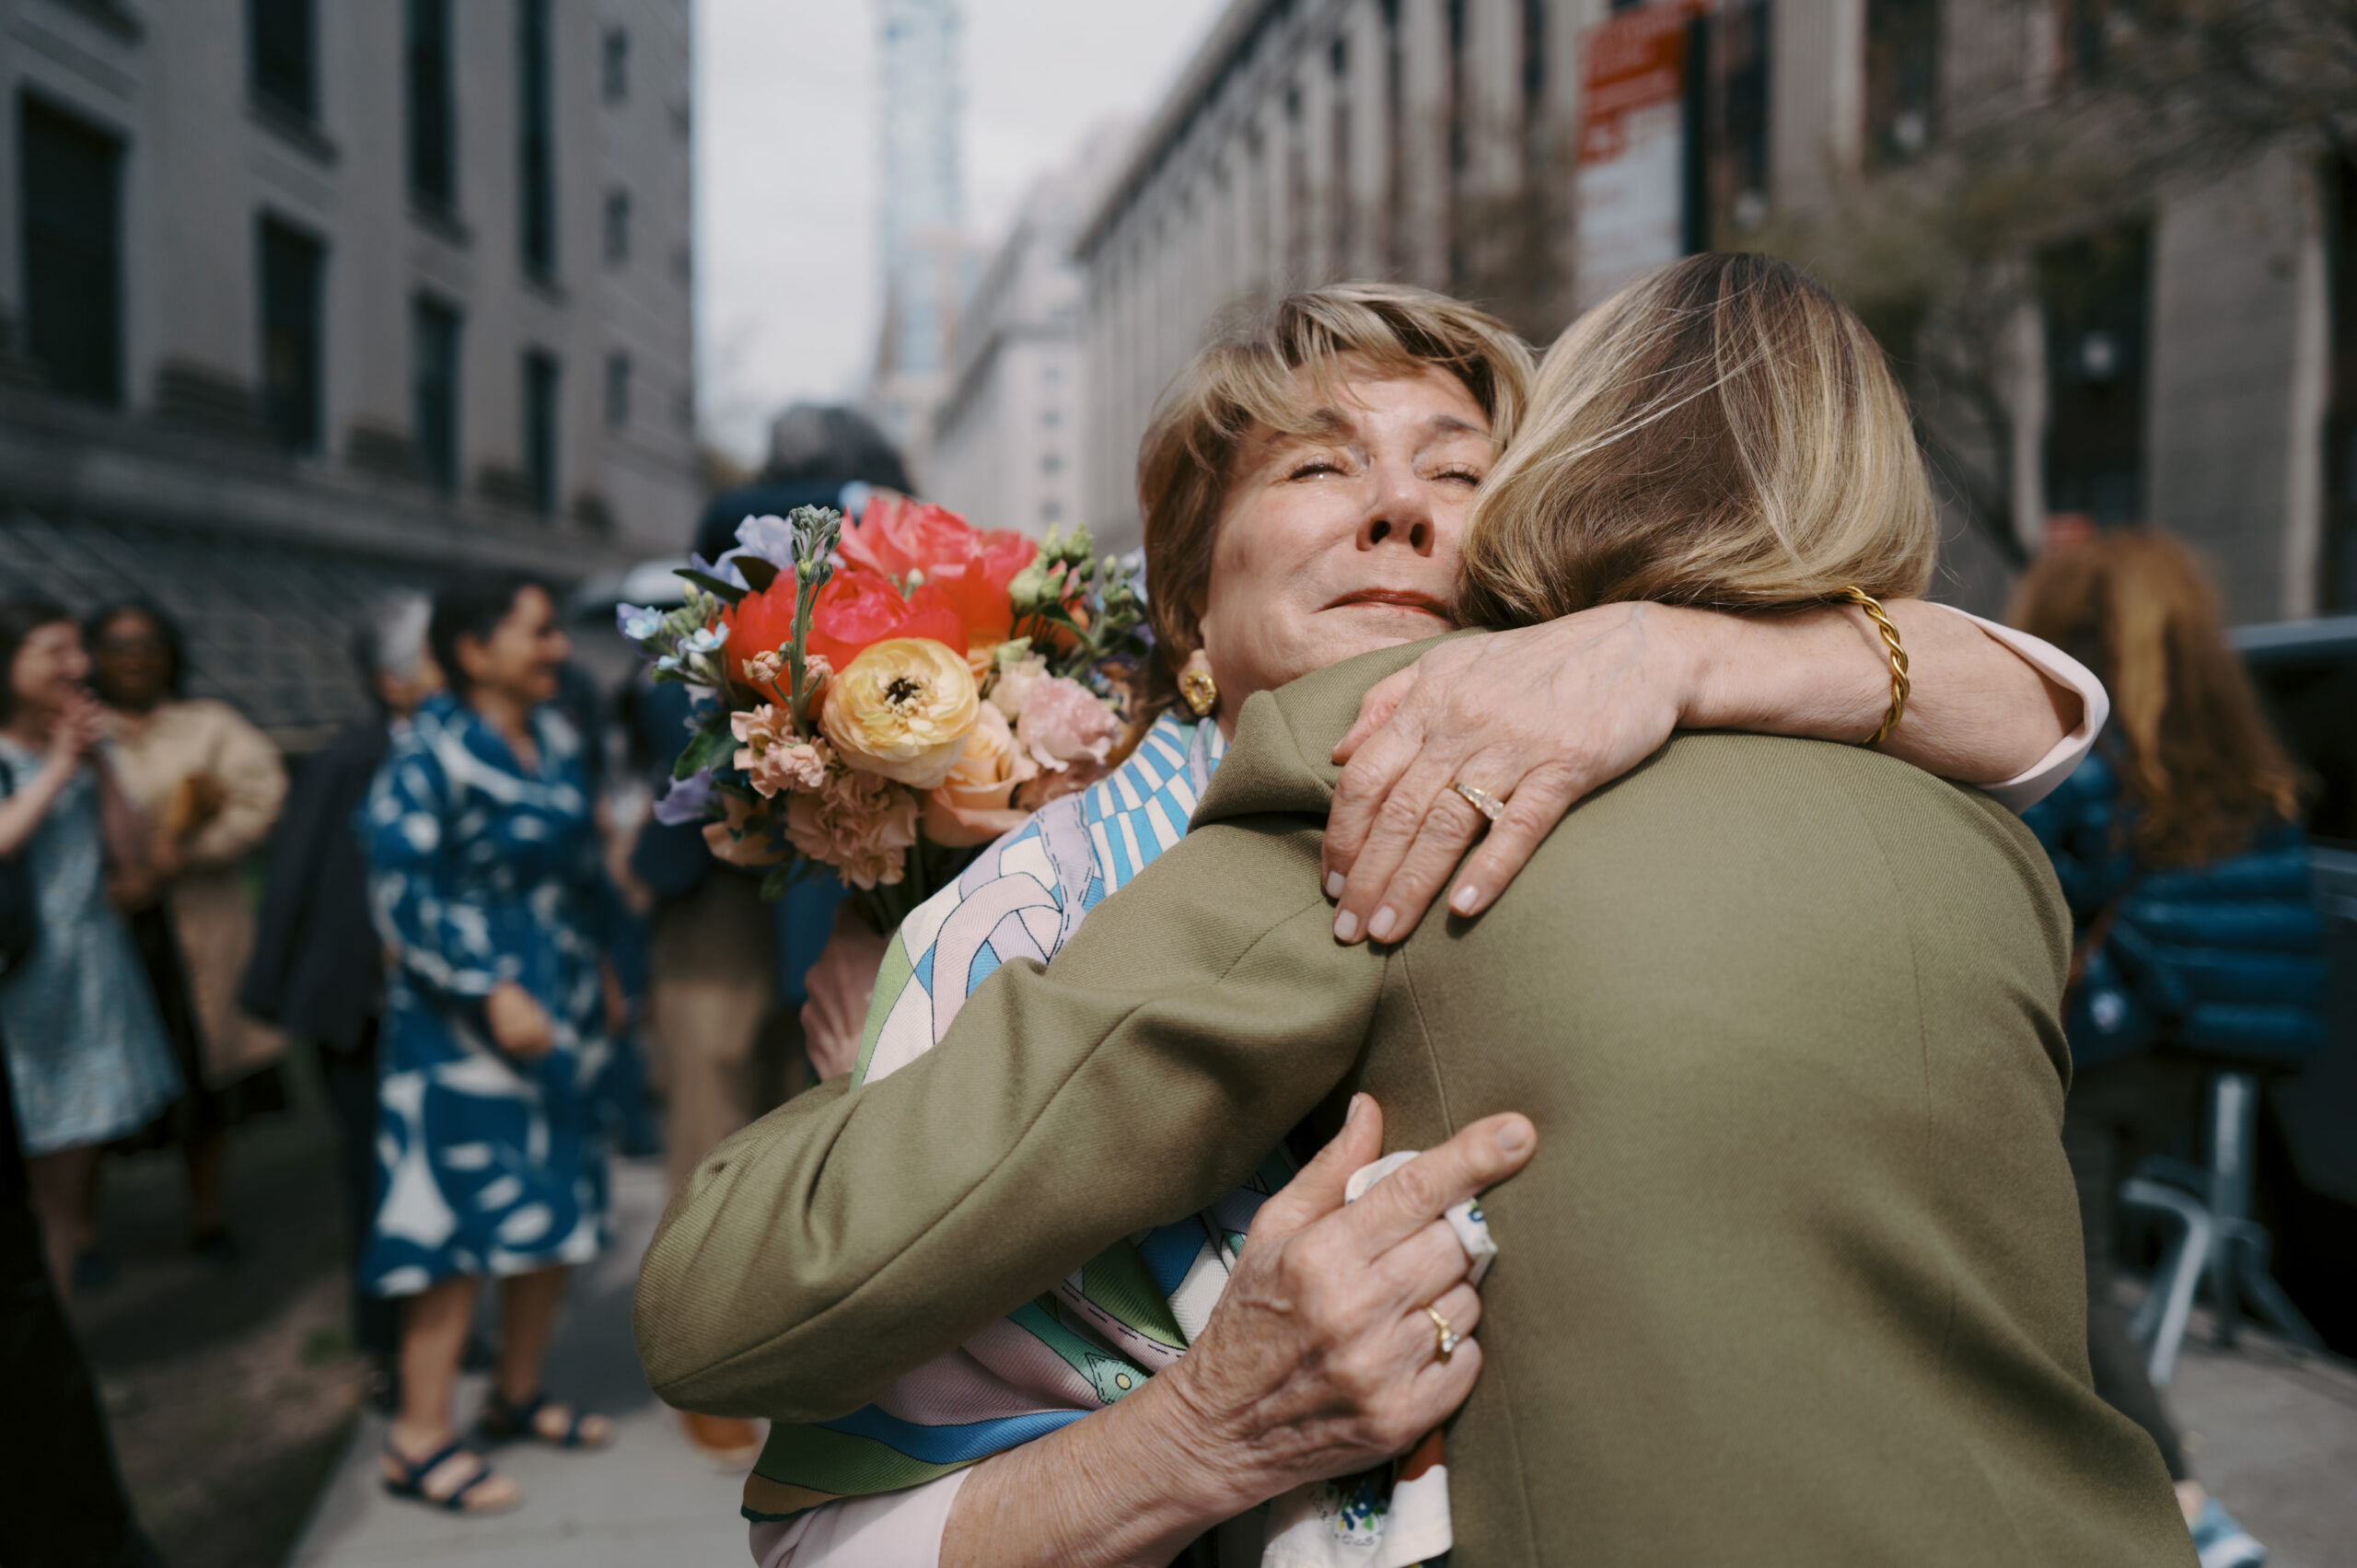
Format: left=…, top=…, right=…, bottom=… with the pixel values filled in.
left=745, top=711, right=1303, bottom=1526
left=359, top=694, right=613, bottom=1297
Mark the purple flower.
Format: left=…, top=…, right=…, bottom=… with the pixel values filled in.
left=651, top=769, right=719, bottom=827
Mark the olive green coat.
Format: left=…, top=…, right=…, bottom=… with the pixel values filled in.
left=636, top=640, right=2190, bottom=1565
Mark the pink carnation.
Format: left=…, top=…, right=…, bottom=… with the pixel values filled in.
left=732, top=704, right=831, bottom=798
left=783, top=770, right=920, bottom=889
left=1016, top=676, right=1121, bottom=774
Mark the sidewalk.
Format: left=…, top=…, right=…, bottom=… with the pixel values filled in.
left=287, top=1154, right=2357, bottom=1567
left=288, top=1157, right=753, bottom=1568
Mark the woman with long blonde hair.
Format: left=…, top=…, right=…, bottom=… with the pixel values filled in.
left=2013, top=527, right=2324, bottom=1566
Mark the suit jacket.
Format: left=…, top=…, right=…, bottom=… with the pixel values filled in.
left=636, top=640, right=2189, bottom=1565
left=239, top=716, right=389, bottom=1053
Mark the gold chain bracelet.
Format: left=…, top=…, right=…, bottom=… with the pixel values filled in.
left=1840, top=586, right=1911, bottom=749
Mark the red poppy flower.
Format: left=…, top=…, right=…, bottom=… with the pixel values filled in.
left=843, top=494, right=1038, bottom=652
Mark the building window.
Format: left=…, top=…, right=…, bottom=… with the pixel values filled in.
left=2325, top=160, right=2357, bottom=610
left=1864, top=0, right=1938, bottom=161
left=602, top=26, right=630, bottom=103
left=259, top=216, right=326, bottom=452
left=18, top=97, right=123, bottom=407
left=1041, top=405, right=1062, bottom=428
left=523, top=350, right=561, bottom=517
left=605, top=352, right=631, bottom=429
left=2040, top=222, right=2152, bottom=527
left=1521, top=0, right=1548, bottom=128
left=406, top=0, right=456, bottom=211
left=518, top=0, right=557, bottom=278
left=250, top=0, right=318, bottom=122
left=1041, top=452, right=1063, bottom=476
left=1041, top=500, right=1063, bottom=524
left=604, top=189, right=632, bottom=267
left=1711, top=0, right=1772, bottom=234
left=412, top=296, right=461, bottom=493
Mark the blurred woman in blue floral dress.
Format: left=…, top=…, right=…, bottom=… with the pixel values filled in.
left=362, top=574, right=616, bottom=1515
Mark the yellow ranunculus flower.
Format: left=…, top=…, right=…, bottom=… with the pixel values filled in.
left=819, top=636, right=980, bottom=790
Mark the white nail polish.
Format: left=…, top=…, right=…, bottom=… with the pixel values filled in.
left=1368, top=907, right=1397, bottom=942
left=1325, top=871, right=1345, bottom=900
left=1333, top=910, right=1358, bottom=942
left=1450, top=884, right=1481, bottom=915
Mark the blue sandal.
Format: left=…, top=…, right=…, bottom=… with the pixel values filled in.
left=476, top=1388, right=610, bottom=1449
left=381, top=1436, right=514, bottom=1513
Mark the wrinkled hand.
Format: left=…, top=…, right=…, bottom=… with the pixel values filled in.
left=1155, top=1097, right=1535, bottom=1506
left=486, top=981, right=557, bottom=1060
left=800, top=906, right=889, bottom=1081
left=1323, top=604, right=1696, bottom=945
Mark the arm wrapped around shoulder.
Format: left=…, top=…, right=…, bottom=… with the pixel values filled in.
left=633, top=812, right=1387, bottom=1422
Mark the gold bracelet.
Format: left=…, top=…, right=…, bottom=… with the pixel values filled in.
left=1840, top=586, right=1911, bottom=748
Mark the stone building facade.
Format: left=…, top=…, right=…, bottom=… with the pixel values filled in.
left=1068, top=0, right=2350, bottom=626
left=0, top=0, right=698, bottom=744
left=928, top=148, right=1117, bottom=540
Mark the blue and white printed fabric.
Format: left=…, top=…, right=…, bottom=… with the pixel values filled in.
left=359, top=693, right=614, bottom=1297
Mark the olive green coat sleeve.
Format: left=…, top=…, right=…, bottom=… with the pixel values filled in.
left=632, top=686, right=1388, bottom=1422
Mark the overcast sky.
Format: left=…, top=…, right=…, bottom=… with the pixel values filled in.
left=695, top=0, right=1226, bottom=462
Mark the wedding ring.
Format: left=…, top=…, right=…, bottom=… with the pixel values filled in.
left=1423, top=1303, right=1460, bottom=1361
left=1447, top=780, right=1504, bottom=822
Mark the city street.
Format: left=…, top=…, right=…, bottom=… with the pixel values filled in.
left=287, top=1157, right=751, bottom=1568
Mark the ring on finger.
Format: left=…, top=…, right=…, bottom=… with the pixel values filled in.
left=1447, top=779, right=1505, bottom=823
left=1422, top=1302, right=1461, bottom=1361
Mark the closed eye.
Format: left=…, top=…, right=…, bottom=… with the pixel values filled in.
left=1287, top=459, right=1348, bottom=481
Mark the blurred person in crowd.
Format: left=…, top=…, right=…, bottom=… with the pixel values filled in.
left=363, top=574, right=621, bottom=1515
left=2015, top=528, right=2328, bottom=1568
left=87, top=599, right=290, bottom=1268
left=241, top=591, right=439, bottom=1405
left=0, top=1028, right=163, bottom=1568
left=0, top=599, right=180, bottom=1298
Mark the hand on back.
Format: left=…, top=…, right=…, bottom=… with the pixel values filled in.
left=1155, top=1097, right=1535, bottom=1510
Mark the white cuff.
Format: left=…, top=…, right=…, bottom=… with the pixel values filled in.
left=749, top=1469, right=971, bottom=1568
left=1951, top=611, right=2109, bottom=813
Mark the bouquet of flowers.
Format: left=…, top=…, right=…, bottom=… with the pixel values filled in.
left=620, top=496, right=1148, bottom=931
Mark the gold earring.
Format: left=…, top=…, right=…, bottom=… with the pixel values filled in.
left=1178, top=655, right=1217, bottom=718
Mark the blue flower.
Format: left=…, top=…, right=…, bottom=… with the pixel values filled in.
left=679, top=624, right=726, bottom=656
left=616, top=603, right=667, bottom=642
left=650, top=769, right=718, bottom=827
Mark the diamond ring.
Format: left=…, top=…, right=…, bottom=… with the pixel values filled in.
left=1423, top=1303, right=1460, bottom=1360
left=1447, top=780, right=1504, bottom=822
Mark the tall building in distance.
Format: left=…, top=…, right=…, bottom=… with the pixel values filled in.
left=0, top=0, right=698, bottom=747
left=868, top=0, right=977, bottom=485
left=929, top=134, right=1128, bottom=540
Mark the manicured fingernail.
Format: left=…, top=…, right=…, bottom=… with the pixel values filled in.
left=1368, top=907, right=1398, bottom=943
left=1333, top=909, right=1359, bottom=943
left=1449, top=884, right=1482, bottom=915
left=1495, top=1121, right=1532, bottom=1155
left=1325, top=871, right=1345, bottom=900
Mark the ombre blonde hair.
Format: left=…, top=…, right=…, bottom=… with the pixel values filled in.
left=1137, top=284, right=1535, bottom=712
left=1457, top=253, right=1937, bottom=629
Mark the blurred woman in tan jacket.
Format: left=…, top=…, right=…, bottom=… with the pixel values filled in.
left=88, top=600, right=287, bottom=1263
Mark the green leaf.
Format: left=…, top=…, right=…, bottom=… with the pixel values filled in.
left=676, top=568, right=747, bottom=606
left=674, top=726, right=737, bottom=781
left=736, top=555, right=782, bottom=595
